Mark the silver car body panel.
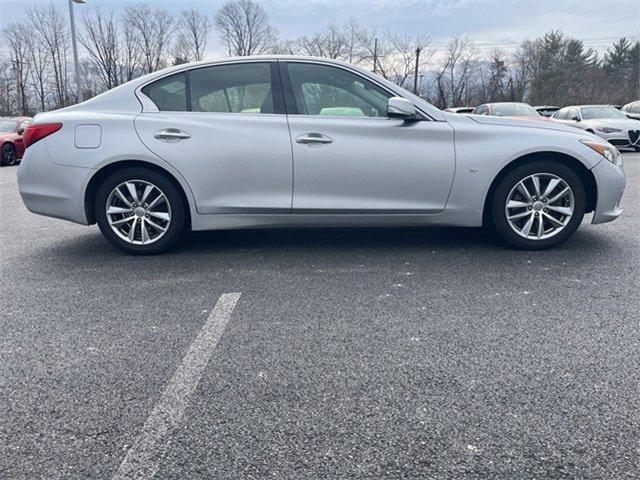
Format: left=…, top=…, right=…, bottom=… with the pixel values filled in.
left=18, top=56, right=625, bottom=233
left=134, top=112, right=293, bottom=214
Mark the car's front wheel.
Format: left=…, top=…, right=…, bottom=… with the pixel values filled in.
left=95, top=167, right=187, bottom=254
left=489, top=161, right=586, bottom=249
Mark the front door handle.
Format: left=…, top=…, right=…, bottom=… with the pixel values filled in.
left=154, top=128, right=191, bottom=142
left=295, top=132, right=333, bottom=145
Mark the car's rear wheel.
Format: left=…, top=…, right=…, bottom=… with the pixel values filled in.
left=489, top=161, right=586, bottom=249
left=95, top=167, right=186, bottom=254
left=1, top=144, right=17, bottom=166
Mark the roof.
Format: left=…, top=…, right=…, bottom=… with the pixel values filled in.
left=484, top=102, right=530, bottom=106
left=62, top=55, right=446, bottom=121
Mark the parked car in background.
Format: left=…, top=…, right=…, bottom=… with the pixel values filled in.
left=550, top=105, right=640, bottom=151
left=621, top=100, right=640, bottom=121
left=444, top=106, right=475, bottom=114
left=17, top=56, right=625, bottom=254
left=472, top=102, right=549, bottom=121
left=0, top=117, right=32, bottom=166
left=534, top=105, right=561, bottom=117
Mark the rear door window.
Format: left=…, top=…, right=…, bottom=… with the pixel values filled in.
left=189, top=63, right=275, bottom=114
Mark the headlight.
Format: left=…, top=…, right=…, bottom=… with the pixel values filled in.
left=596, top=127, right=622, bottom=133
left=580, top=139, right=623, bottom=167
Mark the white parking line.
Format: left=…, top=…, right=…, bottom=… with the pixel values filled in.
left=113, top=292, right=242, bottom=480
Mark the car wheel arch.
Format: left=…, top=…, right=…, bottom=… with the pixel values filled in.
left=1, top=141, right=16, bottom=153
left=84, top=160, right=192, bottom=227
left=482, top=151, right=597, bottom=227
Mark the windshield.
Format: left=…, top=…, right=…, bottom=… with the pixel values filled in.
left=580, top=106, right=627, bottom=120
left=0, top=121, right=17, bottom=133
left=492, top=104, right=539, bottom=116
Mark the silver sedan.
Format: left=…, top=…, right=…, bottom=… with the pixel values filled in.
left=18, top=56, right=625, bottom=254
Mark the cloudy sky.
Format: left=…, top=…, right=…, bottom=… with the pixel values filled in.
left=0, top=0, right=638, bottom=57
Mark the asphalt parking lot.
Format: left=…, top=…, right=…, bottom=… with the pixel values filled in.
left=1, top=153, right=639, bottom=479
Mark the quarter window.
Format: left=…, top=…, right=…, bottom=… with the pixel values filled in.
left=141, top=72, right=187, bottom=112
left=286, top=63, right=392, bottom=117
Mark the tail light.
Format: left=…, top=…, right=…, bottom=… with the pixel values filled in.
left=23, top=123, right=63, bottom=149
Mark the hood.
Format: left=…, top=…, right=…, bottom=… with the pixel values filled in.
left=0, top=131, right=18, bottom=141
left=504, top=114, right=552, bottom=122
left=582, top=118, right=640, bottom=130
left=468, top=114, right=585, bottom=135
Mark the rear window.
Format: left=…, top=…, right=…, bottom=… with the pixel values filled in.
left=140, top=63, right=276, bottom=114
left=141, top=72, right=188, bottom=112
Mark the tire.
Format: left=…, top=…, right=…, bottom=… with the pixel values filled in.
left=95, top=167, right=187, bottom=254
left=488, top=161, right=586, bottom=250
left=1, top=144, right=17, bottom=166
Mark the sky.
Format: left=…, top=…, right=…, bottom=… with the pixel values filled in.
left=0, top=0, right=638, bottom=58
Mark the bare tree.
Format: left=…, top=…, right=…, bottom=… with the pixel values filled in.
left=176, top=8, right=211, bottom=62
left=3, top=23, right=31, bottom=114
left=215, top=0, right=277, bottom=56
left=435, top=36, right=478, bottom=108
left=24, top=33, right=50, bottom=112
left=297, top=23, right=350, bottom=59
left=79, top=8, right=120, bottom=90
left=28, top=3, right=71, bottom=108
left=0, top=55, right=17, bottom=115
left=120, top=14, right=144, bottom=82
left=123, top=3, right=175, bottom=74
left=381, top=34, right=431, bottom=89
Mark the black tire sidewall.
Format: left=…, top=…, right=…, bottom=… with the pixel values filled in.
left=95, top=167, right=186, bottom=254
left=1, top=144, right=16, bottom=166
left=490, top=161, right=586, bottom=250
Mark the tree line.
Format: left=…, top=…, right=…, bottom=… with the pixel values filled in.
left=1, top=0, right=638, bottom=116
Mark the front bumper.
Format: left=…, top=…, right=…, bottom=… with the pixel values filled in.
left=17, top=140, right=92, bottom=225
left=590, top=158, right=625, bottom=224
left=595, top=129, right=640, bottom=149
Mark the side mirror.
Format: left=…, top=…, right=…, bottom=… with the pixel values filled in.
left=570, top=115, right=580, bottom=122
left=387, top=97, right=417, bottom=119
left=17, top=128, right=25, bottom=135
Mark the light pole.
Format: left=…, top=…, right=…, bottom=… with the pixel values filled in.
left=68, top=0, right=86, bottom=103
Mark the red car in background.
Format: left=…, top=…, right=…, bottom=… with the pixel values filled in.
left=0, top=116, right=32, bottom=166
left=472, top=102, right=552, bottom=121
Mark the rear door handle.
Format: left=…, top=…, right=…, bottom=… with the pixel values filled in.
left=295, top=133, right=333, bottom=145
left=154, top=128, right=191, bottom=142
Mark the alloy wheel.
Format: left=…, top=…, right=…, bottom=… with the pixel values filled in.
left=505, top=173, right=575, bottom=240
left=105, top=180, right=172, bottom=245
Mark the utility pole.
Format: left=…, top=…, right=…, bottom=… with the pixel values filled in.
left=373, top=37, right=378, bottom=74
left=413, top=47, right=421, bottom=95
left=68, top=0, right=86, bottom=103
left=11, top=60, right=24, bottom=116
